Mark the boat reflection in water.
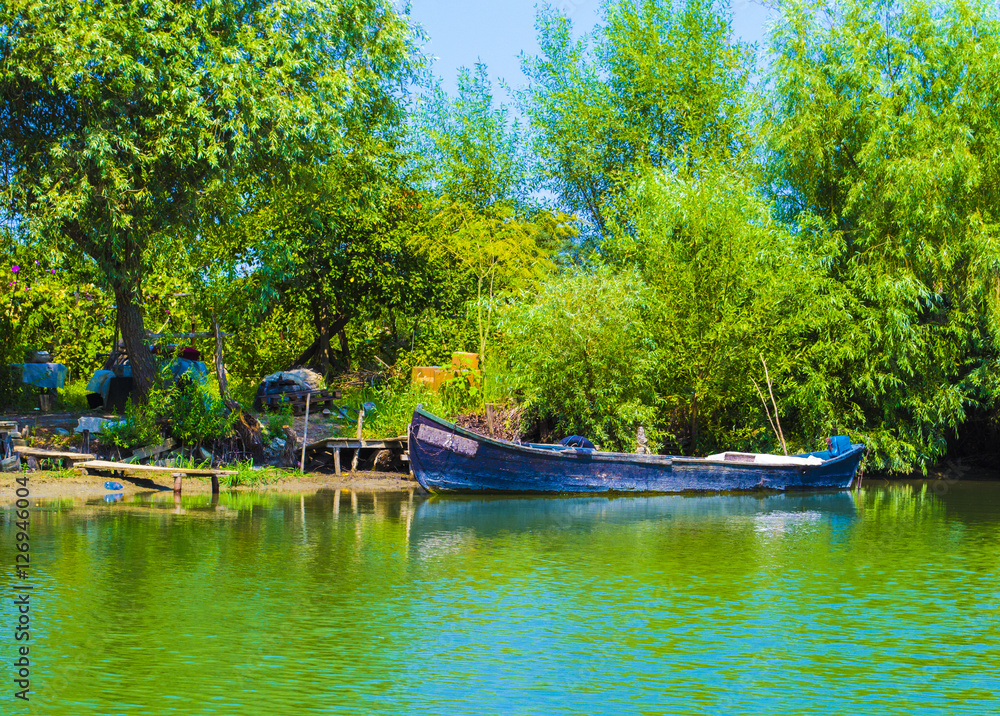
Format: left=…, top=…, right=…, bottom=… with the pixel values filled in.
left=410, top=490, right=857, bottom=549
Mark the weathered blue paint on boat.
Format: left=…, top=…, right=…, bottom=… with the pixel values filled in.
left=409, top=408, right=674, bottom=492
left=408, top=408, right=865, bottom=494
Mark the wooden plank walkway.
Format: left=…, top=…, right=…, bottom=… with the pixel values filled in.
left=14, top=446, right=96, bottom=463
left=75, top=460, right=236, bottom=495
left=75, top=460, right=235, bottom=477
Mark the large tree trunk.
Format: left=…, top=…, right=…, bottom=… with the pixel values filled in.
left=304, top=303, right=351, bottom=375
left=67, top=221, right=156, bottom=402
left=115, top=283, right=158, bottom=402
left=338, top=328, right=351, bottom=371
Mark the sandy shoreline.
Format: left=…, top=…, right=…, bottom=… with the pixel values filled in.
left=2, top=470, right=421, bottom=501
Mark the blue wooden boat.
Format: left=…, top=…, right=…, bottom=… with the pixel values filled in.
left=408, top=407, right=865, bottom=494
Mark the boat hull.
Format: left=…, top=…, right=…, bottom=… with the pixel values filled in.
left=408, top=409, right=864, bottom=494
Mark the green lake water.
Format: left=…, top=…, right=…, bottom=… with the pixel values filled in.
left=2, top=481, right=999, bottom=715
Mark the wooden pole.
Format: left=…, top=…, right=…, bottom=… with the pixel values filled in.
left=172, top=473, right=183, bottom=493
left=211, top=473, right=220, bottom=495
left=213, top=312, right=231, bottom=402
left=751, top=379, right=781, bottom=451
left=300, top=392, right=311, bottom=473
left=761, top=357, right=788, bottom=455
left=351, top=406, right=364, bottom=473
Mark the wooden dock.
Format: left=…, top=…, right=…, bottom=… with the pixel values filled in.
left=305, top=436, right=408, bottom=475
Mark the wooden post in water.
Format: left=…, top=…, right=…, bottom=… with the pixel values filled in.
left=351, top=490, right=358, bottom=513
left=333, top=489, right=340, bottom=516
left=211, top=473, right=220, bottom=495
left=172, top=473, right=183, bottom=493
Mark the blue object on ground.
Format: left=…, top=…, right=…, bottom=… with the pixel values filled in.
left=104, top=481, right=124, bottom=490
left=166, top=358, right=208, bottom=383
left=16, top=362, right=68, bottom=389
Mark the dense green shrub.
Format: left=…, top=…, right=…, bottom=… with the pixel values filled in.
left=499, top=267, right=660, bottom=451
left=102, top=368, right=235, bottom=448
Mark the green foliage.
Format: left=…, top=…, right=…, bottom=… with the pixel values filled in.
left=58, top=381, right=91, bottom=412
left=767, top=0, right=1000, bottom=471
left=223, top=307, right=315, bottom=386
left=1, top=0, right=421, bottom=396
left=520, top=0, right=757, bottom=243
left=410, top=199, right=573, bottom=381
left=264, top=402, right=295, bottom=438
left=405, top=62, right=576, bottom=391
left=614, top=165, right=839, bottom=454
left=103, top=369, right=234, bottom=448
left=410, top=63, right=533, bottom=210
left=168, top=380, right=235, bottom=444
left=354, top=384, right=455, bottom=439
left=0, top=241, right=115, bottom=405
left=226, top=158, right=429, bottom=376
left=222, top=460, right=280, bottom=489
left=498, top=164, right=841, bottom=456
left=103, top=399, right=163, bottom=449
left=499, top=267, right=660, bottom=451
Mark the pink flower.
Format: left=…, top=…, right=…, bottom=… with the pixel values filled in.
left=11, top=266, right=18, bottom=273
left=51, top=268, right=55, bottom=274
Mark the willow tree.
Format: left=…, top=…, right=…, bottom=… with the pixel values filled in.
left=605, top=164, right=843, bottom=454
left=407, top=64, right=572, bottom=380
left=520, top=0, right=756, bottom=243
left=0, top=0, right=418, bottom=398
left=768, top=0, right=1000, bottom=470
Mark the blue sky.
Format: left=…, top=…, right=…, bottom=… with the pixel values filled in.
left=408, top=0, right=777, bottom=94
